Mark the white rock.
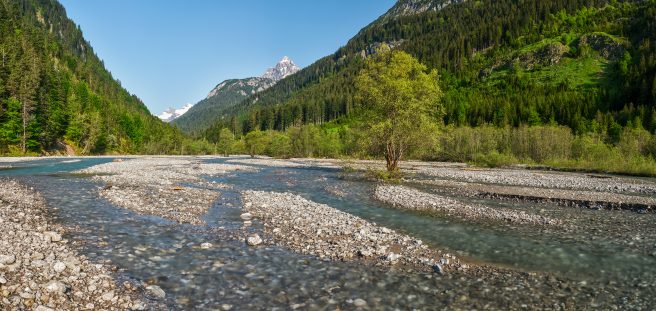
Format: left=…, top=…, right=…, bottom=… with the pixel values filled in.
left=0, top=254, right=15, bottom=265
left=45, top=281, right=67, bottom=294
left=386, top=253, right=402, bottom=262
left=101, top=291, right=115, bottom=301
left=53, top=261, right=67, bottom=273
left=45, top=231, right=62, bottom=242
left=200, top=242, right=212, bottom=249
left=240, top=213, right=253, bottom=220
left=35, top=306, right=54, bottom=311
left=246, top=234, right=262, bottom=246
left=353, top=298, right=367, bottom=307
left=146, top=285, right=166, bottom=299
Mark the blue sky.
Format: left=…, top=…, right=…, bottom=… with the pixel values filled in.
left=59, top=0, right=396, bottom=114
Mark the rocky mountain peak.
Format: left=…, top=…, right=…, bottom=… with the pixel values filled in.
left=383, top=0, right=466, bottom=19
left=261, top=56, right=300, bottom=82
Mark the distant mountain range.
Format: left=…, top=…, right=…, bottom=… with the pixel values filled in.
left=169, top=56, right=300, bottom=133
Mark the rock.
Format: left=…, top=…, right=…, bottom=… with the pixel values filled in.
left=146, top=285, right=166, bottom=299
left=386, top=253, right=402, bottom=262
left=221, top=304, right=233, bottom=310
left=358, top=249, right=373, bottom=257
left=246, top=234, right=262, bottom=246
left=240, top=212, right=253, bottom=220
left=432, top=264, right=444, bottom=275
left=45, top=281, right=67, bottom=294
left=101, top=291, right=115, bottom=301
left=0, top=254, right=15, bottom=265
left=200, top=242, right=212, bottom=249
left=353, top=298, right=367, bottom=307
left=45, top=231, right=62, bottom=242
left=53, top=261, right=67, bottom=273
left=0, top=276, right=6, bottom=284
left=35, top=306, right=54, bottom=311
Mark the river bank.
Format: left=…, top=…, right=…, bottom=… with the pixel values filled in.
left=0, top=179, right=150, bottom=310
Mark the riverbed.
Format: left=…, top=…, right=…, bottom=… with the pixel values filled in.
left=0, top=156, right=654, bottom=310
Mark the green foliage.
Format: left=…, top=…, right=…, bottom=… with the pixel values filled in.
left=355, top=49, right=442, bottom=171
left=0, top=0, right=184, bottom=155
left=217, top=128, right=235, bottom=156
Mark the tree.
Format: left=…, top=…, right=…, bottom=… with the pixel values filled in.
left=244, top=130, right=268, bottom=157
left=355, top=48, right=443, bottom=172
left=217, top=128, right=234, bottom=156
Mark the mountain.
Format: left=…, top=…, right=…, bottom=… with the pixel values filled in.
left=201, top=0, right=656, bottom=138
left=172, top=56, right=300, bottom=134
left=262, top=56, right=301, bottom=81
left=0, top=0, right=184, bottom=155
left=157, top=103, right=193, bottom=122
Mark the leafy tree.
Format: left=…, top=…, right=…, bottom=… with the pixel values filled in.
left=217, top=128, right=234, bottom=156
left=355, top=49, right=443, bottom=172
left=244, top=130, right=268, bottom=157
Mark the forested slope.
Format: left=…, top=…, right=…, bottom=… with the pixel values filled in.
left=0, top=0, right=184, bottom=155
left=206, top=0, right=655, bottom=138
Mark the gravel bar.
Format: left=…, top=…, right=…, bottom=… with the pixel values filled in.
left=418, top=179, right=656, bottom=213
left=77, top=157, right=254, bottom=224
left=375, top=185, right=561, bottom=225
left=0, top=179, right=148, bottom=310
left=416, top=166, right=656, bottom=195
left=241, top=191, right=462, bottom=273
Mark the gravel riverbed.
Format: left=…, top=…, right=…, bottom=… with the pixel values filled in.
left=241, top=191, right=461, bottom=273
left=0, top=179, right=148, bottom=310
left=374, top=185, right=561, bottom=225
left=77, top=157, right=254, bottom=224
left=415, top=179, right=656, bottom=212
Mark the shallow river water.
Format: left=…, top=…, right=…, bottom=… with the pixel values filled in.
left=1, top=157, right=655, bottom=309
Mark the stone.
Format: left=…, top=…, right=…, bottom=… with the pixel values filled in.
left=240, top=213, right=253, bottom=220
left=53, top=261, right=67, bottom=273
left=45, top=281, right=67, bottom=294
left=45, top=231, right=62, bottom=242
left=0, top=276, right=5, bottom=284
left=386, top=253, right=402, bottom=262
left=246, top=234, right=262, bottom=246
left=101, top=291, right=115, bottom=301
left=432, top=264, right=444, bottom=275
left=35, top=306, right=54, bottom=311
left=353, top=298, right=367, bottom=307
left=0, top=254, right=15, bottom=265
left=146, top=285, right=166, bottom=299
left=200, top=242, right=212, bottom=249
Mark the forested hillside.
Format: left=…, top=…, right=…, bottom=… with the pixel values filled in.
left=205, top=0, right=655, bottom=137
left=0, top=0, right=185, bottom=155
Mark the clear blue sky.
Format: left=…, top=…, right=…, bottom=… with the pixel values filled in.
left=58, top=0, right=396, bottom=114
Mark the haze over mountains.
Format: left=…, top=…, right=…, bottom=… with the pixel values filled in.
left=168, top=57, right=300, bottom=131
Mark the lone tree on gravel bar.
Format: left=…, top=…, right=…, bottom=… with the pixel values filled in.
left=355, top=48, right=443, bottom=172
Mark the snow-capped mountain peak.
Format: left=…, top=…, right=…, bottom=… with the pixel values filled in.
left=157, top=103, right=193, bottom=122
left=261, top=56, right=300, bottom=82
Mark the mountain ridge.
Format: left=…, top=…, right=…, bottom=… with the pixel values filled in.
left=171, top=56, right=300, bottom=133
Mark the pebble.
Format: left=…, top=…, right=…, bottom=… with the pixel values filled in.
left=53, top=261, right=67, bottom=273
left=240, top=212, right=253, bottom=220
left=146, top=285, right=166, bottom=299
left=353, top=298, right=367, bottom=307
left=0, top=254, right=15, bottom=265
left=247, top=234, right=263, bottom=246
left=200, top=242, right=213, bottom=249
left=45, top=280, right=67, bottom=294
